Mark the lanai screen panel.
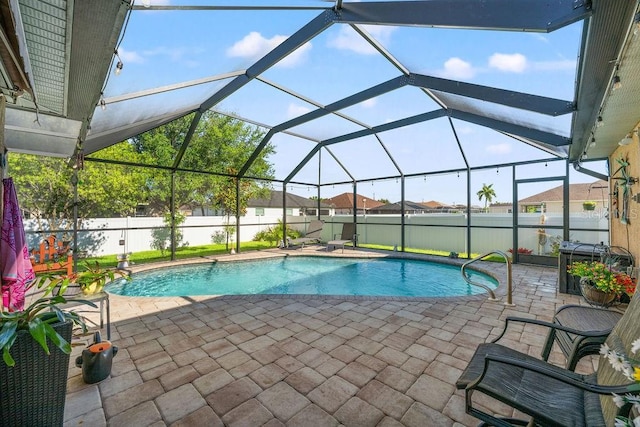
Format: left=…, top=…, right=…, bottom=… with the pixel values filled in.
left=87, top=79, right=233, bottom=146
left=454, top=120, right=559, bottom=168
left=373, top=22, right=582, bottom=100
left=259, top=23, right=405, bottom=107
left=338, top=86, right=443, bottom=129
left=108, top=8, right=321, bottom=95
left=378, top=118, right=467, bottom=175
left=324, top=135, right=401, bottom=181
left=217, top=79, right=321, bottom=129
left=432, top=90, right=572, bottom=139
left=269, top=133, right=321, bottom=182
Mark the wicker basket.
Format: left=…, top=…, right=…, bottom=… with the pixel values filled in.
left=0, top=321, right=72, bottom=426
left=579, top=277, right=617, bottom=307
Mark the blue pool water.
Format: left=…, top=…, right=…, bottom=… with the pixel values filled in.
left=108, top=257, right=498, bottom=298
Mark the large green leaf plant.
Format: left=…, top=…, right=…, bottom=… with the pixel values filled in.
left=0, top=278, right=95, bottom=367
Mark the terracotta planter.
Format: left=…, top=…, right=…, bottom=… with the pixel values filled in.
left=579, top=277, right=617, bottom=307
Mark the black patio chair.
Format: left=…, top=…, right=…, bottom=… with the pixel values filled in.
left=541, top=304, right=623, bottom=371
left=456, top=290, right=640, bottom=427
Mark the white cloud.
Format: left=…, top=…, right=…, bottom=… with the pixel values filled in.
left=327, top=25, right=395, bottom=55
left=361, top=98, right=377, bottom=108
left=530, top=33, right=550, bottom=44
left=456, top=126, right=474, bottom=135
left=117, top=47, right=145, bottom=63
left=140, top=0, right=171, bottom=6
left=488, top=53, right=527, bottom=73
left=486, top=143, right=511, bottom=154
left=441, top=57, right=476, bottom=79
left=226, top=31, right=311, bottom=67
left=287, top=103, right=312, bottom=119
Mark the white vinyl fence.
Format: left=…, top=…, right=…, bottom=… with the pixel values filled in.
left=24, top=212, right=608, bottom=258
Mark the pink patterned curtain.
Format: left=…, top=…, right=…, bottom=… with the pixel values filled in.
left=1, top=177, right=35, bottom=311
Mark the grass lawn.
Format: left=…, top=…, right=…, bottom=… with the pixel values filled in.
left=80, top=241, right=276, bottom=270
left=66, top=241, right=508, bottom=272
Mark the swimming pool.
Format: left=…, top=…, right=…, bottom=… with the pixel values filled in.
left=108, top=256, right=498, bottom=298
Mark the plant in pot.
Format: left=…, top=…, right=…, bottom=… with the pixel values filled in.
left=582, top=200, right=597, bottom=211
left=567, top=260, right=632, bottom=306
left=0, top=278, right=95, bottom=426
left=44, top=260, right=128, bottom=295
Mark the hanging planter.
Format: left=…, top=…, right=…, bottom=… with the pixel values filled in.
left=582, top=201, right=596, bottom=211
left=579, top=277, right=617, bottom=307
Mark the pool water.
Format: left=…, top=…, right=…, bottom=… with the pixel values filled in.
left=108, top=257, right=498, bottom=298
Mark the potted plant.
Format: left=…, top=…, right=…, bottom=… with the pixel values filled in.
left=0, top=278, right=95, bottom=425
left=567, top=260, right=633, bottom=306
left=44, top=260, right=128, bottom=295
left=116, top=252, right=132, bottom=269
left=583, top=200, right=597, bottom=211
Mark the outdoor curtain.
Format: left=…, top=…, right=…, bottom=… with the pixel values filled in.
left=1, top=177, right=34, bottom=311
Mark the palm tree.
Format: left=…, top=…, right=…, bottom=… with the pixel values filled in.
left=477, top=183, right=496, bottom=213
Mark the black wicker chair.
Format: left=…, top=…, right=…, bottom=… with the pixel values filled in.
left=456, top=290, right=640, bottom=427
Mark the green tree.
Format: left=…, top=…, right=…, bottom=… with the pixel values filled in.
left=476, top=183, right=496, bottom=213
left=8, top=112, right=275, bottom=238
left=8, top=148, right=144, bottom=232
left=378, top=198, right=390, bottom=204
left=127, top=112, right=275, bottom=214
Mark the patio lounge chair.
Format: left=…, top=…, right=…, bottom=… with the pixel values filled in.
left=455, top=290, right=640, bottom=427
left=286, top=220, right=324, bottom=248
left=327, top=222, right=357, bottom=253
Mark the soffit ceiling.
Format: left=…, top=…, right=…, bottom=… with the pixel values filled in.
left=0, top=0, right=637, bottom=174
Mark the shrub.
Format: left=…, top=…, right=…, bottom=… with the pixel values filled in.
left=253, top=220, right=300, bottom=246
left=507, top=247, right=533, bottom=255
left=211, top=230, right=226, bottom=244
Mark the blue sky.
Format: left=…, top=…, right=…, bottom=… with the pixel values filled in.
left=101, top=1, right=606, bottom=205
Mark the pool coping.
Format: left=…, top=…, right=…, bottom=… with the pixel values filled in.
left=108, top=247, right=508, bottom=304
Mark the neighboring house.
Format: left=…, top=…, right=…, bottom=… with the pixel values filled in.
left=188, top=191, right=333, bottom=217
left=419, top=200, right=453, bottom=212
left=518, top=180, right=609, bottom=214
left=488, top=202, right=513, bottom=214
left=326, top=193, right=383, bottom=214
left=247, top=191, right=333, bottom=217
left=369, top=201, right=427, bottom=215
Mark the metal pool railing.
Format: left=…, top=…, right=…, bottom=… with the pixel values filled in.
left=461, top=250, right=514, bottom=306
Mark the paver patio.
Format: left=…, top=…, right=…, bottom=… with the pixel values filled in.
left=62, top=249, right=597, bottom=426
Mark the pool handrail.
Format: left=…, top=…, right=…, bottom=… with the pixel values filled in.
left=461, top=250, right=514, bottom=306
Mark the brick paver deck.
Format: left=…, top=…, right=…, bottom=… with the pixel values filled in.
left=63, top=249, right=594, bottom=426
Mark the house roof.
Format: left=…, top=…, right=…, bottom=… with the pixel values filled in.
left=372, top=201, right=426, bottom=211
left=420, top=200, right=448, bottom=209
left=519, top=180, right=608, bottom=203
left=326, top=193, right=383, bottom=210
left=248, top=191, right=330, bottom=209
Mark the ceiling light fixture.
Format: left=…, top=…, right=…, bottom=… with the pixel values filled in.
left=612, top=75, right=622, bottom=90
left=99, top=93, right=106, bottom=111
left=619, top=133, right=633, bottom=146
left=114, top=49, right=124, bottom=76
left=590, top=136, right=596, bottom=147
left=596, top=115, right=604, bottom=127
